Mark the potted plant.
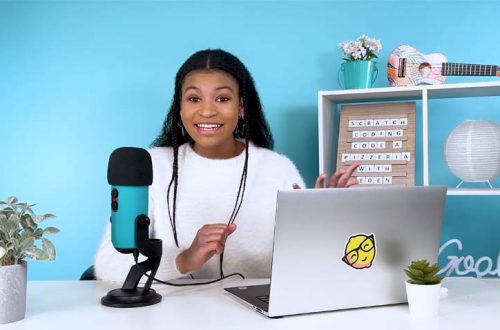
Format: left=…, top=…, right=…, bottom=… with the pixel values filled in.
left=338, top=34, right=382, bottom=89
left=404, top=259, right=444, bottom=318
left=0, top=196, right=59, bottom=324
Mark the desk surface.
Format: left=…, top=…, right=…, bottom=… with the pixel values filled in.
left=3, top=277, right=499, bottom=329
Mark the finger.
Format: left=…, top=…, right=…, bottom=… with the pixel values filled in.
left=315, top=173, right=327, bottom=188
left=345, top=162, right=360, bottom=176
left=204, top=241, right=224, bottom=255
left=200, top=234, right=227, bottom=245
left=337, top=163, right=360, bottom=187
left=226, top=223, right=237, bottom=236
left=344, top=176, right=359, bottom=188
left=198, top=226, right=227, bottom=237
left=292, top=183, right=301, bottom=189
left=201, top=223, right=228, bottom=231
left=200, top=243, right=218, bottom=258
left=328, top=169, right=345, bottom=188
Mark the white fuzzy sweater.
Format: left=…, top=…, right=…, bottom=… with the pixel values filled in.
left=94, top=142, right=305, bottom=282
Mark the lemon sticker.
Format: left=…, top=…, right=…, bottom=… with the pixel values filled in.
left=342, top=233, right=376, bottom=269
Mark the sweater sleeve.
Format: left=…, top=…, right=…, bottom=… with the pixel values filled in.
left=280, top=154, right=306, bottom=190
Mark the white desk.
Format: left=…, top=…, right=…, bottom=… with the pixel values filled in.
left=3, top=277, right=499, bottom=329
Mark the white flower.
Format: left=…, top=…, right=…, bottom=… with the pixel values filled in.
left=338, top=34, right=382, bottom=61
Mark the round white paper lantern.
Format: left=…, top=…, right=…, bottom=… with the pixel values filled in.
left=444, top=120, right=500, bottom=187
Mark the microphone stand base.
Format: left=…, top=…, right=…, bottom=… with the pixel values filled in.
left=101, top=288, right=161, bottom=308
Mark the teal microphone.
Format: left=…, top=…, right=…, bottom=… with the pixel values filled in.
left=107, top=147, right=153, bottom=253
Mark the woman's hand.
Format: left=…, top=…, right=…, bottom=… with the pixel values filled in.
left=293, top=162, right=360, bottom=189
left=175, top=223, right=237, bottom=274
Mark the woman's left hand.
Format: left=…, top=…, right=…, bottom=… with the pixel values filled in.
left=293, top=162, right=360, bottom=189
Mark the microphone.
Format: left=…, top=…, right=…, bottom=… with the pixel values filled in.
left=102, top=147, right=162, bottom=308
left=107, top=147, right=153, bottom=253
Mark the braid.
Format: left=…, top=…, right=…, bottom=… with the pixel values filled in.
left=166, top=110, right=180, bottom=248
left=220, top=84, right=251, bottom=277
left=228, top=86, right=250, bottom=225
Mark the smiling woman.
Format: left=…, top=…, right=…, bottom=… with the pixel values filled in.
left=93, top=49, right=358, bottom=283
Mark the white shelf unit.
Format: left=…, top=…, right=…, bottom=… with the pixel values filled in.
left=318, top=81, right=500, bottom=196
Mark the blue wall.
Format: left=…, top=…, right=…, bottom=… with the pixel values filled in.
left=1, top=0, right=500, bottom=280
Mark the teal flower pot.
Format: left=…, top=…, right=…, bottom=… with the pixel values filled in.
left=339, top=60, right=378, bottom=89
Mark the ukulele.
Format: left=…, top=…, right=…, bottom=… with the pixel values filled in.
left=387, top=45, right=500, bottom=87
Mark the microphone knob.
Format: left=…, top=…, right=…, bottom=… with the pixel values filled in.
left=111, top=188, right=119, bottom=211
left=137, top=215, right=150, bottom=228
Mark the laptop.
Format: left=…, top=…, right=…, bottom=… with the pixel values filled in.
left=224, top=186, right=447, bottom=317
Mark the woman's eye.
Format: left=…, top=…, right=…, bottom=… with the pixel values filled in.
left=216, top=96, right=230, bottom=103
left=187, top=96, right=200, bottom=102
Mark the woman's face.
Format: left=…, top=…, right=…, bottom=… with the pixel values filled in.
left=180, top=69, right=243, bottom=159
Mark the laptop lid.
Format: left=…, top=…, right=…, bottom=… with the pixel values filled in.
left=267, top=186, right=446, bottom=317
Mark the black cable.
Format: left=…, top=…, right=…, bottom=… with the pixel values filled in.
left=146, top=271, right=245, bottom=287
left=133, top=258, right=245, bottom=287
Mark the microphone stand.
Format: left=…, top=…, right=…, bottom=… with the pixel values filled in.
left=101, top=215, right=163, bottom=308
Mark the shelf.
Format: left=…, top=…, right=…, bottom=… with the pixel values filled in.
left=447, top=188, right=500, bottom=196
left=318, top=81, right=500, bottom=196
left=319, top=81, right=500, bottom=103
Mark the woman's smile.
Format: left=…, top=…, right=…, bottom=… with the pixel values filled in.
left=195, top=123, right=224, bottom=134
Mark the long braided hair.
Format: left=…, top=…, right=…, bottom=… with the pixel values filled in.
left=151, top=49, right=273, bottom=275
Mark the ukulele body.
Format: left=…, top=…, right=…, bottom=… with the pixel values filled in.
left=387, top=45, right=447, bottom=87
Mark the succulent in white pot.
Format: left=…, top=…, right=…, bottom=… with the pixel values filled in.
left=404, top=259, right=444, bottom=318
left=0, top=196, right=59, bottom=324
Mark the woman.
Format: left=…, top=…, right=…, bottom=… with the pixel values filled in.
left=95, top=49, right=358, bottom=282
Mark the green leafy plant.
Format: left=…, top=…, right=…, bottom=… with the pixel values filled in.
left=0, top=196, right=59, bottom=266
left=404, top=259, right=444, bottom=285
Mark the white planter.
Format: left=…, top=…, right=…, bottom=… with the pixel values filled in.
left=405, top=281, right=441, bottom=318
left=0, top=261, right=27, bottom=324
left=443, top=120, right=500, bottom=188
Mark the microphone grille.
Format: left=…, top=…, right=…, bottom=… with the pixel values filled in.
left=107, top=147, right=153, bottom=186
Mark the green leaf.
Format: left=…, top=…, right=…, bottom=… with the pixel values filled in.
left=33, top=215, right=45, bottom=224
left=33, top=228, right=44, bottom=238
left=0, top=246, right=5, bottom=259
left=43, top=213, right=56, bottom=220
left=19, top=237, right=35, bottom=254
left=6, top=214, right=20, bottom=236
left=42, top=238, right=56, bottom=261
left=43, top=227, right=60, bottom=234
left=24, top=215, right=37, bottom=231
left=7, top=196, right=18, bottom=205
left=25, top=247, right=48, bottom=260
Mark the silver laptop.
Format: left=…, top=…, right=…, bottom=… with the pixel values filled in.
left=224, top=186, right=447, bottom=318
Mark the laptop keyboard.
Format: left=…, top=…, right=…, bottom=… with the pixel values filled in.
left=256, top=295, right=270, bottom=303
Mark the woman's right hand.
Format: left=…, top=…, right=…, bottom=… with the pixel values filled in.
left=175, top=223, right=237, bottom=274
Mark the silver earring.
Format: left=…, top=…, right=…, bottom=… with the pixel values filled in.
left=236, top=118, right=246, bottom=137
left=177, top=120, right=185, bottom=136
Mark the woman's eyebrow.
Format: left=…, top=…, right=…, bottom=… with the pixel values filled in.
left=215, top=85, right=235, bottom=92
left=183, top=86, right=200, bottom=93
left=183, top=85, right=234, bottom=93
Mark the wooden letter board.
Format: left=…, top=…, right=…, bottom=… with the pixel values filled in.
left=336, top=102, right=416, bottom=186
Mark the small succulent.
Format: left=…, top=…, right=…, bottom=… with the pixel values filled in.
left=0, top=196, right=59, bottom=266
left=404, top=259, right=444, bottom=285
